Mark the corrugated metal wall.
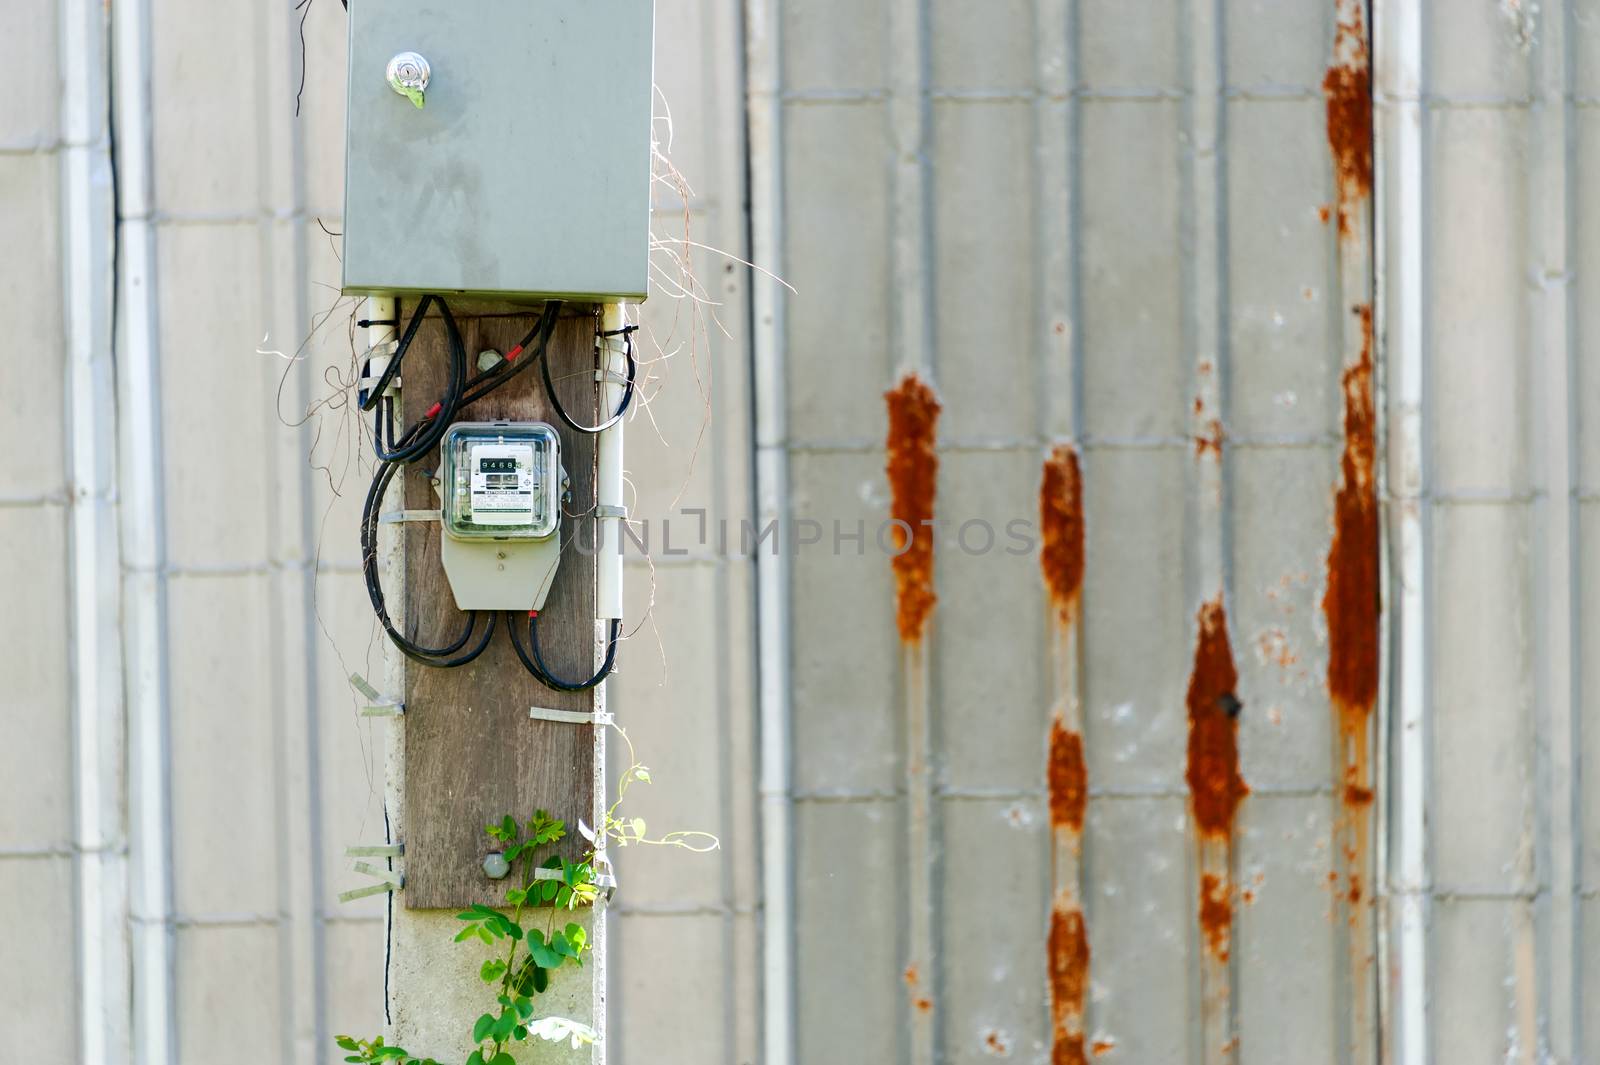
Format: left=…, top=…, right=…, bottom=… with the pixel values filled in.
left=4, top=0, right=1596, bottom=1062
left=1, top=0, right=86, bottom=1058
left=1376, top=1, right=1593, bottom=1061
left=750, top=0, right=1380, bottom=1061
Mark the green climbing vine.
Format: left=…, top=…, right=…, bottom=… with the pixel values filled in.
left=336, top=726, right=717, bottom=1065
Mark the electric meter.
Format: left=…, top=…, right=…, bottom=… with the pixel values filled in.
left=442, top=423, right=560, bottom=541
left=437, top=422, right=567, bottom=612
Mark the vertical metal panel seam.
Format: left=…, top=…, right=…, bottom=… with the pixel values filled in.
left=1529, top=0, right=1581, bottom=1056
left=699, top=3, right=749, bottom=1057
left=1324, top=1, right=1380, bottom=1058
left=264, top=0, right=327, bottom=1056
left=886, top=0, right=938, bottom=1058
left=258, top=2, right=304, bottom=1059
left=1182, top=0, right=1238, bottom=1057
left=1033, top=0, right=1089, bottom=1059
left=289, top=25, right=331, bottom=1065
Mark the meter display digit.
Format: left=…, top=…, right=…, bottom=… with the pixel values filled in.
left=468, top=443, right=537, bottom=526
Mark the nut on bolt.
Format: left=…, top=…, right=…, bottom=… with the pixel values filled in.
left=482, top=852, right=510, bottom=880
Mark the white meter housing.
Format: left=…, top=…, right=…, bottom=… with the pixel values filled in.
left=439, top=422, right=566, bottom=611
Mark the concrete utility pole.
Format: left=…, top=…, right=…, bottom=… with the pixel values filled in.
left=369, top=298, right=617, bottom=1063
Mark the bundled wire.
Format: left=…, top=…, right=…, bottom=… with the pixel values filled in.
left=459, top=300, right=564, bottom=409
left=542, top=323, right=637, bottom=434
left=361, top=294, right=467, bottom=464
left=506, top=612, right=621, bottom=692
left=358, top=294, right=630, bottom=686
left=360, top=452, right=497, bottom=667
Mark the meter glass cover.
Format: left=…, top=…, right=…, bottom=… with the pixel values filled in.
left=441, top=423, right=560, bottom=541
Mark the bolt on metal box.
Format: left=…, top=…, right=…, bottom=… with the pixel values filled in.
left=342, top=0, right=655, bottom=301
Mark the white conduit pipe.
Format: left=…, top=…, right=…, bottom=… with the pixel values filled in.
left=597, top=303, right=627, bottom=621
left=112, top=0, right=174, bottom=1057
left=1376, top=0, right=1428, bottom=1061
left=745, top=0, right=795, bottom=1058
left=62, top=0, right=129, bottom=1060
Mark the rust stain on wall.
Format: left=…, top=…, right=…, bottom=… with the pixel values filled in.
left=1049, top=723, right=1088, bottom=835
left=1043, top=441, right=1094, bottom=1065
left=1344, top=783, right=1374, bottom=807
left=1187, top=599, right=1246, bottom=963
left=1194, top=417, right=1225, bottom=460
left=1050, top=907, right=1091, bottom=1065
left=1040, top=445, right=1086, bottom=625
left=1198, top=873, right=1234, bottom=962
left=1326, top=306, right=1379, bottom=742
left=885, top=374, right=942, bottom=644
left=1326, top=303, right=1380, bottom=915
left=1186, top=600, right=1248, bottom=838
left=1323, top=0, right=1373, bottom=238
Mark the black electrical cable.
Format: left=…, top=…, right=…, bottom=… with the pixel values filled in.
left=458, top=300, right=564, bottom=410
left=362, top=294, right=468, bottom=464
left=359, top=456, right=497, bottom=667
left=505, top=612, right=621, bottom=692
left=540, top=324, right=637, bottom=435
left=354, top=295, right=634, bottom=679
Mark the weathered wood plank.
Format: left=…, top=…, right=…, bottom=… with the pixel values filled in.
left=401, top=300, right=599, bottom=909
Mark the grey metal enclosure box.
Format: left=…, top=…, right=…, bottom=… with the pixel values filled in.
left=342, top=1, right=655, bottom=301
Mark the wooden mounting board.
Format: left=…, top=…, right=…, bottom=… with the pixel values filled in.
left=400, top=301, right=598, bottom=909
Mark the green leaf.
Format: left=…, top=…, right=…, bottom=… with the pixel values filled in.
left=492, top=1010, right=518, bottom=1041
left=551, top=932, right=575, bottom=959
left=514, top=995, right=534, bottom=1019
left=505, top=887, right=527, bottom=906
left=634, top=766, right=651, bottom=783
left=480, top=959, right=507, bottom=983
left=514, top=1025, right=527, bottom=1041
left=529, top=939, right=564, bottom=969
left=490, top=1055, right=516, bottom=1065
left=539, top=881, right=559, bottom=902
left=466, top=1053, right=485, bottom=1065
left=565, top=924, right=587, bottom=952
left=504, top=843, right=524, bottom=863
left=344, top=1057, right=363, bottom=1063
left=531, top=965, right=549, bottom=994
left=454, top=925, right=479, bottom=943
left=472, top=1013, right=496, bottom=1043
left=490, top=914, right=522, bottom=941
left=374, top=1049, right=409, bottom=1061
left=336, top=1037, right=360, bottom=1051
